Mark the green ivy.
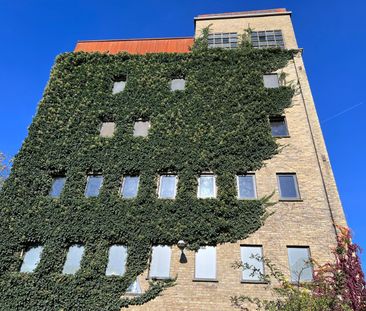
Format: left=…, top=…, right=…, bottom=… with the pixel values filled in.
left=0, top=45, right=295, bottom=310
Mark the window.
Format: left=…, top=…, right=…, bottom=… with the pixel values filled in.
left=208, top=32, right=238, bottom=48
left=194, top=246, right=216, bottom=280
left=100, top=122, right=116, bottom=138
left=277, top=173, right=300, bottom=200
left=288, top=247, right=313, bottom=283
left=62, top=245, right=84, bottom=275
left=251, top=30, right=285, bottom=49
left=120, top=176, right=139, bottom=199
left=20, top=246, right=43, bottom=273
left=106, top=245, right=127, bottom=276
left=85, top=175, right=103, bottom=198
left=198, top=174, right=216, bottom=198
left=240, top=246, right=264, bottom=282
left=49, top=176, right=66, bottom=198
left=237, top=175, right=257, bottom=199
left=149, top=245, right=171, bottom=279
left=133, top=120, right=150, bottom=137
left=127, top=279, right=142, bottom=295
left=112, top=76, right=127, bottom=94
left=263, top=74, right=279, bottom=88
left=158, top=175, right=177, bottom=199
left=170, top=78, right=186, bottom=91
left=270, top=116, right=289, bottom=137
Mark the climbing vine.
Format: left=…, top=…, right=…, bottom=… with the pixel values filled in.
left=0, top=40, right=295, bottom=310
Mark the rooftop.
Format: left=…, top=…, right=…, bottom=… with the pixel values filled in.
left=195, top=8, right=290, bottom=20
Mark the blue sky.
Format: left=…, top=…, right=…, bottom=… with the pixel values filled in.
left=0, top=0, right=365, bottom=271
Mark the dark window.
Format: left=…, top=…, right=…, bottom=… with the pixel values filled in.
left=277, top=173, right=300, bottom=200
left=85, top=175, right=103, bottom=198
left=208, top=32, right=238, bottom=49
left=270, top=116, right=289, bottom=137
left=49, top=176, right=66, bottom=198
left=251, top=30, right=285, bottom=49
left=287, top=247, right=313, bottom=282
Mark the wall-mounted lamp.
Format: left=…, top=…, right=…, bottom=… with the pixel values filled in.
left=177, top=240, right=187, bottom=263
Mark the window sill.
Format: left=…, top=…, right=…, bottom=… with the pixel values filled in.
left=192, top=278, right=218, bottom=283
left=241, top=280, right=268, bottom=284
left=273, top=135, right=290, bottom=138
left=279, top=199, right=303, bottom=202
left=147, top=276, right=172, bottom=281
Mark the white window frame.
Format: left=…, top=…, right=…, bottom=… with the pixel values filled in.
left=158, top=174, right=178, bottom=199
left=197, top=173, right=217, bottom=199
left=236, top=174, right=257, bottom=200
left=149, top=245, right=172, bottom=280
left=84, top=174, right=104, bottom=198
left=194, top=246, right=217, bottom=281
left=105, top=245, right=128, bottom=277
left=120, top=175, right=140, bottom=199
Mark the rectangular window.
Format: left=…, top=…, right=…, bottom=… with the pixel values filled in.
left=159, top=175, right=177, bottom=199
left=277, top=173, right=300, bottom=200
left=120, top=176, right=139, bottom=199
left=288, top=247, right=313, bottom=283
left=100, top=122, right=116, bottom=138
left=62, top=245, right=84, bottom=275
left=251, top=30, right=285, bottom=49
left=263, top=74, right=279, bottom=88
left=237, top=175, right=257, bottom=199
left=133, top=120, right=150, bottom=137
left=240, top=246, right=264, bottom=282
left=270, top=116, right=289, bottom=137
left=198, top=174, right=216, bottom=198
left=149, top=245, right=171, bottom=279
left=112, top=76, right=127, bottom=94
left=20, top=246, right=43, bottom=273
left=170, top=78, right=186, bottom=91
left=85, top=175, right=103, bottom=198
left=106, top=245, right=127, bottom=276
left=49, top=176, right=66, bottom=198
left=194, top=246, right=216, bottom=280
left=208, top=32, right=238, bottom=49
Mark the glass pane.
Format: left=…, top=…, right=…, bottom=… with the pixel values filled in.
left=133, top=121, right=150, bottom=137
left=159, top=175, right=177, bottom=199
left=263, top=74, right=279, bottom=88
left=85, top=175, right=103, bottom=198
left=278, top=175, right=299, bottom=199
left=270, top=118, right=288, bottom=137
left=195, top=246, right=216, bottom=279
left=241, top=246, right=264, bottom=281
left=149, top=245, right=171, bottom=279
left=288, top=247, right=313, bottom=282
left=121, top=176, right=139, bottom=198
left=198, top=176, right=215, bottom=198
left=20, top=246, right=43, bottom=273
left=238, top=175, right=256, bottom=199
left=106, top=245, right=127, bottom=276
left=49, top=177, right=66, bottom=198
left=170, top=79, right=186, bottom=91
left=62, top=245, right=84, bottom=275
left=127, top=279, right=142, bottom=294
left=112, top=81, right=126, bottom=94
left=100, top=122, right=116, bottom=138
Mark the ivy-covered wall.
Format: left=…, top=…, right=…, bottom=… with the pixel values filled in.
left=0, top=45, right=294, bottom=310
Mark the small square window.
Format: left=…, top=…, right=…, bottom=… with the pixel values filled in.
left=170, top=79, right=186, bottom=91
left=100, top=122, right=116, bottom=138
left=62, top=245, right=84, bottom=275
left=106, top=245, right=127, bottom=276
left=263, top=74, right=279, bottom=88
left=287, top=247, right=313, bottom=283
left=237, top=175, right=257, bottom=199
left=120, top=176, right=139, bottom=199
left=133, top=120, right=150, bottom=137
left=277, top=173, right=300, bottom=200
left=20, top=246, right=43, bottom=273
left=149, top=245, right=171, bottom=279
left=198, top=174, right=216, bottom=198
left=194, top=246, right=216, bottom=280
left=158, top=175, right=177, bottom=199
left=270, top=116, right=289, bottom=137
left=49, top=176, right=66, bottom=198
left=85, top=175, right=103, bottom=198
left=127, top=279, right=142, bottom=295
left=241, top=245, right=264, bottom=282
left=112, top=76, right=127, bottom=94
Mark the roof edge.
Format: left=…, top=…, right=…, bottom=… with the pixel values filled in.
left=194, top=9, right=291, bottom=21
left=77, top=36, right=194, bottom=43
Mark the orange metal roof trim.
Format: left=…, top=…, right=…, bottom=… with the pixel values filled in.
left=74, top=37, right=194, bottom=55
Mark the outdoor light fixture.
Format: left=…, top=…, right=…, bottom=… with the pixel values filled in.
left=177, top=240, right=187, bottom=263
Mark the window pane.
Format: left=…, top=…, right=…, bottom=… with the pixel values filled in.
left=133, top=121, right=150, bottom=137
left=100, top=122, right=116, bottom=138
left=121, top=176, right=139, bottom=198
left=62, top=245, right=84, bottom=275
left=112, top=81, right=126, bottom=94
left=251, top=30, right=284, bottom=49
left=49, top=177, right=66, bottom=198
left=127, top=279, right=142, bottom=294
left=170, top=79, right=186, bottom=91
left=198, top=175, right=215, bottom=198
left=106, top=245, right=127, bottom=276
left=238, top=175, right=256, bottom=199
left=270, top=117, right=288, bottom=137
left=208, top=32, right=238, bottom=49
left=195, top=246, right=216, bottom=279
left=85, top=175, right=103, bottom=198
left=288, top=247, right=313, bottom=282
left=20, top=246, right=43, bottom=273
left=159, top=175, right=177, bottom=199
left=149, top=245, right=171, bottom=279
left=263, top=74, right=279, bottom=88
left=241, top=246, right=264, bottom=281
left=278, top=174, right=299, bottom=199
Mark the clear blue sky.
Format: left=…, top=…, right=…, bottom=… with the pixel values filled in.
left=1, top=0, right=365, bottom=271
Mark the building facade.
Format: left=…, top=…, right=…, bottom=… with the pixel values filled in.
left=0, top=8, right=347, bottom=311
